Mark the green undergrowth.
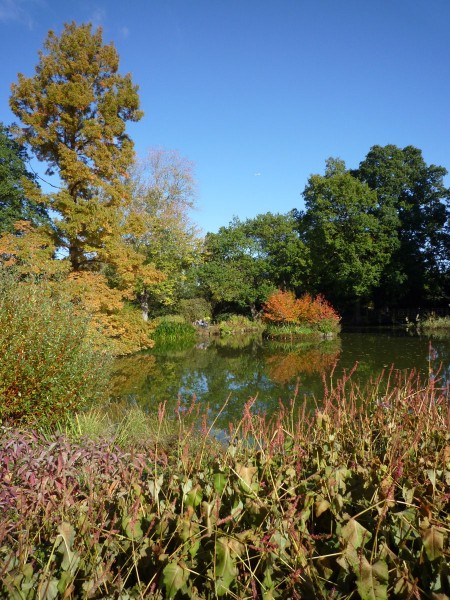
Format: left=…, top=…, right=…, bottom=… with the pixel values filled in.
left=420, top=314, right=450, bottom=331
left=1, top=369, right=449, bottom=599
left=218, top=315, right=265, bottom=336
left=265, top=319, right=340, bottom=339
left=152, top=316, right=197, bottom=346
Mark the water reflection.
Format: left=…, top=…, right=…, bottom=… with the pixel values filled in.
left=110, top=329, right=450, bottom=424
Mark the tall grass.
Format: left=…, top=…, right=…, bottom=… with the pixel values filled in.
left=152, top=315, right=197, bottom=346
left=420, top=314, right=450, bottom=330
left=0, top=268, right=111, bottom=427
left=1, top=368, right=448, bottom=598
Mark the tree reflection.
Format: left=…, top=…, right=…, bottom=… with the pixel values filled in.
left=265, top=340, right=341, bottom=384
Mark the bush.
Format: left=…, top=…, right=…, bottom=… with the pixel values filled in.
left=420, top=314, right=450, bottom=330
left=218, top=314, right=264, bottom=336
left=263, top=290, right=340, bottom=332
left=0, top=269, right=111, bottom=427
left=177, top=297, right=212, bottom=323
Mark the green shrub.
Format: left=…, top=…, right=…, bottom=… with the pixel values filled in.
left=177, top=297, right=212, bottom=323
left=420, top=314, right=450, bottom=330
left=0, top=269, right=111, bottom=427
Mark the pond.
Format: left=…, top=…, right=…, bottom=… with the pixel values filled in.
left=110, top=328, right=450, bottom=425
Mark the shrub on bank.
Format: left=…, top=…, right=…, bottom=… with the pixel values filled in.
left=1, top=370, right=448, bottom=599
left=263, top=290, right=341, bottom=337
left=177, top=297, right=213, bottom=324
left=420, top=314, right=450, bottom=330
left=0, top=269, right=110, bottom=427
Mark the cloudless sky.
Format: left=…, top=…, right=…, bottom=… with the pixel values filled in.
left=0, top=0, right=449, bottom=234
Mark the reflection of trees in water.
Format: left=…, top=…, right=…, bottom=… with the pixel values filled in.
left=110, top=354, right=157, bottom=398
left=109, top=333, right=448, bottom=427
left=426, top=336, right=450, bottom=387
left=109, top=338, right=342, bottom=424
left=266, top=342, right=341, bottom=384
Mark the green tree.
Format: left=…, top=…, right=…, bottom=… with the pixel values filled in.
left=9, top=22, right=145, bottom=284
left=129, top=148, right=203, bottom=318
left=197, top=213, right=307, bottom=317
left=354, top=145, right=450, bottom=305
left=0, top=122, right=48, bottom=233
left=299, top=158, right=396, bottom=315
left=244, top=211, right=309, bottom=292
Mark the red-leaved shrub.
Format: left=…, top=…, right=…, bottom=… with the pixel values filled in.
left=263, top=289, right=340, bottom=326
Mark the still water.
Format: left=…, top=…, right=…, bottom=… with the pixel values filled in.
left=111, top=328, right=450, bottom=423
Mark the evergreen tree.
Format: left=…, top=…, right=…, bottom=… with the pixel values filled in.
left=0, top=123, right=48, bottom=233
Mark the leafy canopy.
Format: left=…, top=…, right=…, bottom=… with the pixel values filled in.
left=354, top=144, right=450, bottom=304
left=300, top=158, right=396, bottom=308
left=0, top=122, right=49, bottom=234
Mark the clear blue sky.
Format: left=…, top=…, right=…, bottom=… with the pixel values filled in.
left=0, top=0, right=449, bottom=234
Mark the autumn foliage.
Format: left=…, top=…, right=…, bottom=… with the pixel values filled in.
left=262, top=289, right=340, bottom=326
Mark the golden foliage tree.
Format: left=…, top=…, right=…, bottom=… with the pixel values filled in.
left=7, top=22, right=165, bottom=353
left=10, top=21, right=148, bottom=274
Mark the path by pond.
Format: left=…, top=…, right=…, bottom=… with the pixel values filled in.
left=110, top=328, right=450, bottom=424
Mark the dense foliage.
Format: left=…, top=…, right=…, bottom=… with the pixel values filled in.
left=1, top=371, right=448, bottom=598
left=263, top=289, right=340, bottom=330
left=299, top=158, right=395, bottom=311
left=296, top=149, right=450, bottom=317
left=355, top=145, right=450, bottom=306
left=3, top=22, right=168, bottom=353
left=0, top=269, right=110, bottom=426
left=196, top=213, right=307, bottom=318
left=0, top=123, right=49, bottom=233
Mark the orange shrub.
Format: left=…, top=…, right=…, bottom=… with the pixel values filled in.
left=262, top=290, right=300, bottom=324
left=263, top=290, right=340, bottom=326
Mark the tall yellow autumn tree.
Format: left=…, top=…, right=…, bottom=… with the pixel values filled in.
left=8, top=22, right=163, bottom=353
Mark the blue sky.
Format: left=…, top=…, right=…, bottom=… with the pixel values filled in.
left=0, top=0, right=449, bottom=234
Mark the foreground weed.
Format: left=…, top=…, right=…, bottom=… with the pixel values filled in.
left=1, top=369, right=449, bottom=599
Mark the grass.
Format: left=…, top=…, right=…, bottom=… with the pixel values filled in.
left=265, top=318, right=341, bottom=339
left=1, top=367, right=449, bottom=599
left=218, top=315, right=266, bottom=336
left=420, top=314, right=450, bottom=330
left=152, top=316, right=197, bottom=346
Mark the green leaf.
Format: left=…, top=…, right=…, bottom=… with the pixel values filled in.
left=39, top=578, right=60, bottom=600
left=179, top=516, right=200, bottom=558
left=356, top=558, right=388, bottom=600
left=341, top=518, right=372, bottom=549
left=213, top=472, right=227, bottom=494
left=56, top=522, right=80, bottom=574
left=184, top=484, right=202, bottom=509
left=215, top=537, right=239, bottom=596
left=235, top=464, right=259, bottom=495
left=422, top=526, right=445, bottom=561
left=314, top=496, right=330, bottom=517
left=122, top=514, right=143, bottom=541
left=163, top=561, right=189, bottom=599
